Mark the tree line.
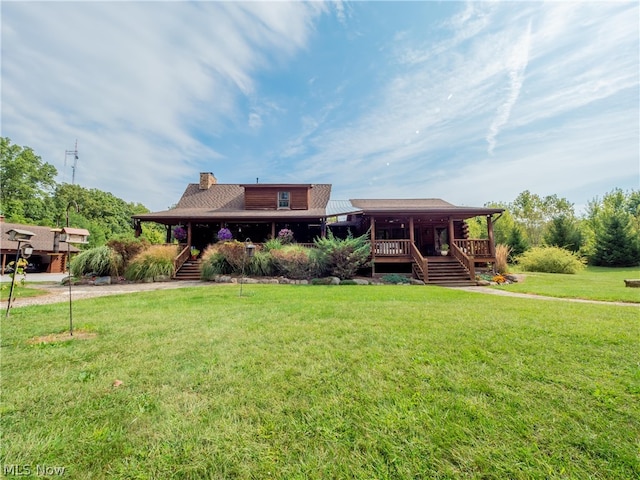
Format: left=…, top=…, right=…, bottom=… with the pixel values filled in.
left=2, top=137, right=638, bottom=266
left=0, top=137, right=164, bottom=246
left=468, top=189, right=640, bottom=267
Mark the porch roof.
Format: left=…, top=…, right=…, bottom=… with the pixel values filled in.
left=340, top=199, right=504, bottom=219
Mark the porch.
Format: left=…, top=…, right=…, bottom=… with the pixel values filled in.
left=371, top=239, right=495, bottom=285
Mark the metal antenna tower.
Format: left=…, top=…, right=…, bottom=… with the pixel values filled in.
left=64, top=140, right=79, bottom=184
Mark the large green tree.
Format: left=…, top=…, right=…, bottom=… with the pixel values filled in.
left=0, top=137, right=58, bottom=223
left=586, top=189, right=640, bottom=266
left=509, top=191, right=574, bottom=247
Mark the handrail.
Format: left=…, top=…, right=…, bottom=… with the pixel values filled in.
left=173, top=243, right=191, bottom=278
left=373, top=239, right=411, bottom=256
left=451, top=242, right=475, bottom=281
left=410, top=243, right=428, bottom=280
left=453, top=239, right=491, bottom=257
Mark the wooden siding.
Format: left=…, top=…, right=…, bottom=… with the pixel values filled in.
left=244, top=186, right=310, bottom=210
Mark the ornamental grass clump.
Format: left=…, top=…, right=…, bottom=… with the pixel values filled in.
left=516, top=246, right=586, bottom=274
left=495, top=244, right=511, bottom=274
left=200, top=244, right=232, bottom=279
left=124, top=245, right=177, bottom=281
left=70, top=245, right=122, bottom=277
left=270, top=245, right=322, bottom=279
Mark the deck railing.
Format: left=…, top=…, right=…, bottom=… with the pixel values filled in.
left=373, top=239, right=412, bottom=256
left=452, top=239, right=491, bottom=257
left=410, top=243, right=428, bottom=279
left=173, top=243, right=191, bottom=278
left=451, top=242, right=475, bottom=280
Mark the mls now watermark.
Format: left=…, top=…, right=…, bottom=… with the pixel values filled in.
left=3, top=464, right=66, bottom=476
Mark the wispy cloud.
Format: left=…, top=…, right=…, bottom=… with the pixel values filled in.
left=1, top=2, right=327, bottom=208
left=486, top=20, right=532, bottom=155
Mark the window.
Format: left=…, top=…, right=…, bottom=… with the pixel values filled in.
left=278, top=191, right=290, bottom=209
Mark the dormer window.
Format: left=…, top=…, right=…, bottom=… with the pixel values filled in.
left=278, top=191, right=290, bottom=209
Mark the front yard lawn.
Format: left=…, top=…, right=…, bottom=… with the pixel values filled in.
left=496, top=266, right=640, bottom=303
left=1, top=285, right=638, bottom=479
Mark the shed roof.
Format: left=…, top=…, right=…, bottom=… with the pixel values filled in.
left=1, top=222, right=80, bottom=253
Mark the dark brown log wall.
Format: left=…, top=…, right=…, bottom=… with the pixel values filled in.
left=244, top=187, right=309, bottom=210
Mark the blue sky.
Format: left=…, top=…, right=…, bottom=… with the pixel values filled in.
left=2, top=1, right=638, bottom=213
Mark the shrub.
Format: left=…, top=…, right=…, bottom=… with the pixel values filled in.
left=262, top=238, right=283, bottom=252
left=246, top=251, right=275, bottom=276
left=70, top=245, right=121, bottom=277
left=494, top=244, right=511, bottom=274
left=314, top=230, right=371, bottom=280
left=381, top=273, right=410, bottom=284
left=270, top=245, right=321, bottom=279
left=516, top=246, right=586, bottom=274
left=124, top=245, right=177, bottom=281
left=214, top=241, right=249, bottom=272
left=106, top=237, right=149, bottom=270
left=200, top=250, right=232, bottom=279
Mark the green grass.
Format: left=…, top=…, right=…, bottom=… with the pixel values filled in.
left=0, top=281, right=50, bottom=301
left=1, top=285, right=639, bottom=479
left=499, top=266, right=640, bottom=303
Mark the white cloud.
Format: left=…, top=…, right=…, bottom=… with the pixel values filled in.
left=1, top=1, right=326, bottom=209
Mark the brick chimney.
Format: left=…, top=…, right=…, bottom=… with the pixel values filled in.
left=199, top=172, right=217, bottom=190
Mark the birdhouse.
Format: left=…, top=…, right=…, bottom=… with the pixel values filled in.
left=7, top=228, right=35, bottom=242
left=60, top=227, right=90, bottom=244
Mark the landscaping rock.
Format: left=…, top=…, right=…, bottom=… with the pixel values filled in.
left=352, top=279, right=371, bottom=285
left=409, top=278, right=425, bottom=285
left=505, top=274, right=520, bottom=283
left=476, top=279, right=491, bottom=286
left=624, top=279, right=640, bottom=288
left=94, top=276, right=112, bottom=286
left=214, top=275, right=233, bottom=283
left=154, top=275, right=171, bottom=283
left=328, top=276, right=341, bottom=285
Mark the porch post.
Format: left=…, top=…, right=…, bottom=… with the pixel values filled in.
left=409, top=217, right=415, bottom=244
left=165, top=225, right=171, bottom=243
left=187, top=222, right=192, bottom=247
left=447, top=217, right=455, bottom=252
left=271, top=222, right=276, bottom=239
left=370, top=217, right=376, bottom=276
left=487, top=215, right=496, bottom=258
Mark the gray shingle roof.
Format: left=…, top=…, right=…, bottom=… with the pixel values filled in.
left=1, top=222, right=80, bottom=253
left=134, top=183, right=332, bottom=222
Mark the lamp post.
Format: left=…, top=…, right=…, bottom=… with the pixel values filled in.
left=5, top=229, right=35, bottom=318
left=239, top=238, right=255, bottom=297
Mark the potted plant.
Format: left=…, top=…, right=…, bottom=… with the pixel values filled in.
left=440, top=243, right=449, bottom=256
left=190, top=247, right=200, bottom=260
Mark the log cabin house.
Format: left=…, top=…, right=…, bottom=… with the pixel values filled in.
left=132, top=173, right=503, bottom=285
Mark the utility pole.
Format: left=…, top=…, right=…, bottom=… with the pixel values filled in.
left=64, top=140, right=79, bottom=184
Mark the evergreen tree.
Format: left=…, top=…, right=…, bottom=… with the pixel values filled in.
left=591, top=212, right=640, bottom=266
left=544, top=215, right=583, bottom=253
left=506, top=225, right=529, bottom=262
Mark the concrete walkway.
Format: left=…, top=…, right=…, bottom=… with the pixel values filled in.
left=451, top=285, right=639, bottom=307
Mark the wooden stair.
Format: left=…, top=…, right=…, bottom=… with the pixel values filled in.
left=416, top=257, right=475, bottom=286
left=174, top=259, right=201, bottom=281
